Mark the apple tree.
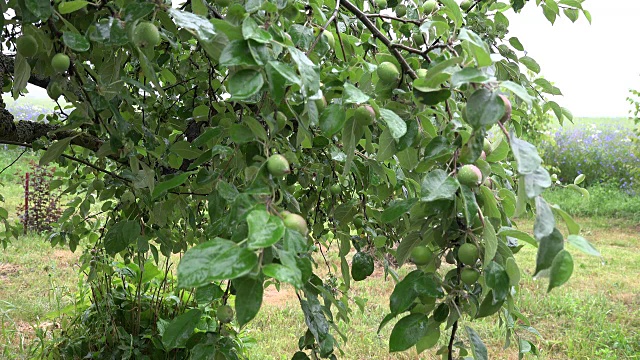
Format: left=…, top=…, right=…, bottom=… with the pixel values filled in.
left=0, top=0, right=599, bottom=358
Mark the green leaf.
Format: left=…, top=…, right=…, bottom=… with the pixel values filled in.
left=167, top=8, right=216, bottom=42
left=566, top=184, right=589, bottom=200
left=40, top=137, right=76, bottom=166
left=62, top=32, right=90, bottom=52
left=228, top=69, right=264, bottom=100
left=377, top=127, right=396, bottom=162
left=534, top=196, right=555, bottom=240
left=220, top=40, right=258, bottom=66
left=420, top=169, right=459, bottom=202
left=534, top=228, right=564, bottom=276
left=161, top=309, right=202, bottom=350
left=242, top=17, right=272, bottom=43
left=506, top=257, right=521, bottom=286
left=438, top=0, right=463, bottom=28
left=451, top=67, right=490, bottom=87
left=104, top=220, right=140, bottom=255
left=466, top=326, right=489, bottom=360
left=413, top=88, right=451, bottom=106
left=342, top=83, right=370, bottom=104
left=458, top=29, right=492, bottom=67
left=12, top=54, right=30, bottom=99
left=319, top=104, right=347, bottom=137
left=389, top=313, right=430, bottom=352
left=171, top=141, right=201, bottom=160
left=550, top=204, right=580, bottom=235
left=484, top=261, right=510, bottom=303
left=475, top=290, right=504, bottom=319
left=25, top=0, right=52, bottom=20
left=233, top=276, right=263, bottom=327
left=482, top=220, right=498, bottom=266
left=381, top=198, right=417, bottom=224
left=524, top=167, right=552, bottom=198
left=152, top=172, right=194, bottom=199
left=246, top=209, right=285, bottom=249
left=390, top=270, right=444, bottom=314
left=178, top=238, right=258, bottom=288
left=500, top=81, right=534, bottom=106
left=262, top=263, right=302, bottom=288
left=378, top=109, right=407, bottom=140
left=519, top=56, right=541, bottom=73
left=511, top=136, right=542, bottom=175
left=567, top=235, right=600, bottom=257
left=548, top=250, right=573, bottom=292
left=288, top=46, right=320, bottom=97
left=58, top=0, right=89, bottom=14
left=415, top=321, right=440, bottom=353
left=509, top=37, right=524, bottom=51
left=498, top=227, right=537, bottom=248
left=465, top=89, right=505, bottom=130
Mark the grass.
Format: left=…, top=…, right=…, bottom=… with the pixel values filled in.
left=549, top=117, right=635, bottom=130
left=245, top=217, right=640, bottom=359
left=544, top=185, right=640, bottom=221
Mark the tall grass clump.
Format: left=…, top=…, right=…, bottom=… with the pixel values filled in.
left=540, top=123, right=640, bottom=194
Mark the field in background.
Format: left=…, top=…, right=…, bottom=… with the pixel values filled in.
left=0, top=107, right=639, bottom=358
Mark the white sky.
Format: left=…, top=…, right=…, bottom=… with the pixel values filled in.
left=506, top=1, right=640, bottom=117
left=20, top=1, right=639, bottom=118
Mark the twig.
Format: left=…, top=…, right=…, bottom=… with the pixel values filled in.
left=0, top=148, right=27, bottom=175
left=341, top=0, right=417, bottom=79
left=0, top=140, right=127, bottom=182
left=307, top=0, right=342, bottom=55
left=364, top=13, right=425, bottom=25
left=333, top=19, right=348, bottom=62
left=448, top=308, right=459, bottom=360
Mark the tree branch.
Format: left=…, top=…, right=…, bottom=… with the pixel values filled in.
left=340, top=0, right=417, bottom=79
left=0, top=54, right=50, bottom=89
left=364, top=13, right=425, bottom=25
left=0, top=140, right=127, bottom=182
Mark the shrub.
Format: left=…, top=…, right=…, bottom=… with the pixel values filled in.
left=540, top=123, right=640, bottom=194
left=544, top=184, right=640, bottom=220
left=16, top=161, right=62, bottom=232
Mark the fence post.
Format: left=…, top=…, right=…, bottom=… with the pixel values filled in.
left=24, top=172, right=29, bottom=234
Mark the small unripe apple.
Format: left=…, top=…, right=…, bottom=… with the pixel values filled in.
left=499, top=94, right=512, bottom=123
left=458, top=243, right=479, bottom=266
left=410, top=246, right=432, bottom=266
left=422, top=0, right=437, bottom=14
left=353, top=105, right=376, bottom=126
left=461, top=268, right=480, bottom=285
left=323, top=30, right=335, bottom=49
left=216, top=305, right=234, bottom=323
left=396, top=4, right=407, bottom=16
left=460, top=0, right=473, bottom=11
left=16, top=35, right=38, bottom=57
left=412, top=32, right=425, bottom=46
left=483, top=138, right=492, bottom=155
left=377, top=62, right=400, bottom=84
left=267, top=154, right=290, bottom=177
left=133, top=22, right=161, bottom=48
left=457, top=164, right=482, bottom=187
left=51, top=53, right=70, bottom=73
left=283, top=212, right=308, bottom=235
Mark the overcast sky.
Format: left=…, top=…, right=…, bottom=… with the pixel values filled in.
left=506, top=1, right=640, bottom=117
left=19, top=1, right=639, bottom=118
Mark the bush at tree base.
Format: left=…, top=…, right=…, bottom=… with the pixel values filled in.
left=0, top=0, right=602, bottom=359
left=16, top=161, right=62, bottom=233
